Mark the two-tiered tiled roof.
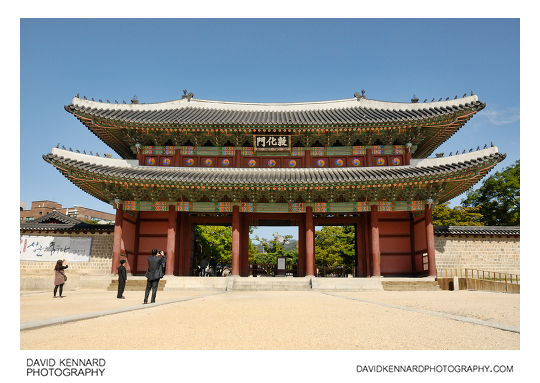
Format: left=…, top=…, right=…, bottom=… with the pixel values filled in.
left=65, top=94, right=485, bottom=159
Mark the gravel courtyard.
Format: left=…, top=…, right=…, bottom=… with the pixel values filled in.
left=20, top=289, right=519, bottom=350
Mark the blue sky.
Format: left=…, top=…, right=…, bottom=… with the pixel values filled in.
left=20, top=19, right=519, bottom=240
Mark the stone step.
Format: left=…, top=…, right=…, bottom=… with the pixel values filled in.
left=232, top=277, right=311, bottom=291
left=107, top=279, right=166, bottom=291
left=381, top=281, right=441, bottom=291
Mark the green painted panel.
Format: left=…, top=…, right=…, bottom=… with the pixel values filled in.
left=254, top=203, right=289, bottom=213
left=195, top=147, right=221, bottom=156
left=191, top=202, right=217, bottom=212
left=327, top=202, right=355, bottom=212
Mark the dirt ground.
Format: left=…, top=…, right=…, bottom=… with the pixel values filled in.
left=20, top=289, right=519, bottom=350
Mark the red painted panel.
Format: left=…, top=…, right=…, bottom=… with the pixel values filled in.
left=347, top=157, right=365, bottom=167
left=414, top=253, right=425, bottom=272
left=380, top=236, right=411, bottom=253
left=121, top=220, right=136, bottom=253
left=138, top=236, right=167, bottom=253
left=135, top=254, right=150, bottom=274
left=139, top=211, right=167, bottom=219
left=218, top=157, right=234, bottom=167
left=379, top=220, right=410, bottom=235
left=379, top=211, right=410, bottom=220
left=139, top=220, right=168, bottom=235
left=312, top=157, right=328, bottom=168
left=414, top=220, right=427, bottom=251
left=381, top=255, right=413, bottom=274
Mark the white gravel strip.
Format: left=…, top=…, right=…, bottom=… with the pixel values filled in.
left=322, top=292, right=520, bottom=333
left=21, top=291, right=226, bottom=331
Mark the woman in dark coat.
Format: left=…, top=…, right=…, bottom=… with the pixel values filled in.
left=54, top=259, right=68, bottom=298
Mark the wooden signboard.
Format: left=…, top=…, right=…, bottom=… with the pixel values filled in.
left=253, top=135, right=291, bottom=151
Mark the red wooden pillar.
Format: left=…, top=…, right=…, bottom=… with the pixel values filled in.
left=297, top=217, right=306, bottom=277
left=112, top=205, right=123, bottom=274
left=425, top=205, right=437, bottom=277
left=409, top=212, right=416, bottom=275
left=356, top=216, right=365, bottom=277
left=370, top=205, right=381, bottom=277
left=165, top=205, right=177, bottom=275
left=305, top=149, right=312, bottom=168
left=364, top=213, right=371, bottom=277
left=175, top=212, right=184, bottom=276
left=305, top=206, right=315, bottom=276
left=232, top=205, right=240, bottom=276
left=366, top=148, right=373, bottom=166
left=131, top=213, right=140, bottom=275
left=234, top=149, right=242, bottom=168
left=240, top=213, right=250, bottom=276
left=181, top=214, right=192, bottom=276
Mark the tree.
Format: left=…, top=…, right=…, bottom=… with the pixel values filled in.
left=193, top=226, right=232, bottom=265
left=462, top=160, right=520, bottom=226
left=315, top=226, right=355, bottom=271
left=432, top=202, right=484, bottom=226
left=254, top=233, right=298, bottom=267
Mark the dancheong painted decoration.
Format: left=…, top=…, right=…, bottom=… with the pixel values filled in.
left=45, top=91, right=504, bottom=278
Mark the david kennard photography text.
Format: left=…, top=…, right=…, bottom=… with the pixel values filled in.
left=26, top=358, right=106, bottom=377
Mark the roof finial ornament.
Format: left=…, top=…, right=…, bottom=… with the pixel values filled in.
left=107, top=99, right=110, bottom=103
left=83, top=150, right=86, bottom=154
left=483, top=144, right=487, bottom=149
left=96, top=152, right=99, bottom=156
left=89, top=151, right=93, bottom=155
left=69, top=147, right=73, bottom=151
left=122, top=100, right=126, bottom=104
left=431, top=98, right=435, bottom=102
left=445, top=97, right=449, bottom=100
left=454, top=95, right=458, bottom=99
left=469, top=148, right=473, bottom=152
left=411, top=94, right=419, bottom=103
left=181, top=90, right=194, bottom=101
left=471, top=91, right=474, bottom=96
left=83, top=96, right=87, bottom=100
left=76, top=93, right=80, bottom=98
left=56, top=143, right=60, bottom=148
left=449, top=152, right=452, bottom=156
left=62, top=145, right=66, bottom=150
left=463, top=93, right=467, bottom=98
left=76, top=149, right=80, bottom=153
left=115, top=100, right=118, bottom=104
left=462, top=149, right=466, bottom=154
left=438, top=98, right=442, bottom=101
left=423, top=99, right=427, bottom=103
left=131, top=95, right=139, bottom=104
left=476, top=146, right=480, bottom=150
left=490, top=141, right=494, bottom=147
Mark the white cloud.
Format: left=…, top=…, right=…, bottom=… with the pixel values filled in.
left=478, top=107, right=520, bottom=126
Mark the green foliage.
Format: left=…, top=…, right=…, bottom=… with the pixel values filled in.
left=432, top=202, right=484, bottom=226
left=315, top=226, right=355, bottom=270
left=462, top=160, right=520, bottom=226
left=254, top=233, right=298, bottom=266
left=193, top=226, right=232, bottom=265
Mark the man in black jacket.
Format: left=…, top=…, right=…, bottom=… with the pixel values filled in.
left=143, top=249, right=165, bottom=304
left=117, top=259, right=127, bottom=299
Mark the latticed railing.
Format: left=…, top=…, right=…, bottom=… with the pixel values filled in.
left=437, top=268, right=520, bottom=284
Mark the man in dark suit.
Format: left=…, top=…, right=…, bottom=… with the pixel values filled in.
left=143, top=248, right=165, bottom=304
left=117, top=259, right=127, bottom=299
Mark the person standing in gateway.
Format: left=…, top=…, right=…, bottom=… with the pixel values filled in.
left=117, top=259, right=127, bottom=299
left=143, top=249, right=164, bottom=304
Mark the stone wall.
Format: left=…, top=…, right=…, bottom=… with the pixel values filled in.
left=435, top=235, right=520, bottom=275
left=20, top=231, right=114, bottom=290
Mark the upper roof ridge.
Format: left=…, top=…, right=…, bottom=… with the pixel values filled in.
left=70, top=94, right=480, bottom=113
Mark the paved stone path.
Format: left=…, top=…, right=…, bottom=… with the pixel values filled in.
left=20, top=290, right=519, bottom=350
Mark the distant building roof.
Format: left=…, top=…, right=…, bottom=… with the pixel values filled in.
left=434, top=226, right=519, bottom=236
left=20, top=211, right=114, bottom=232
